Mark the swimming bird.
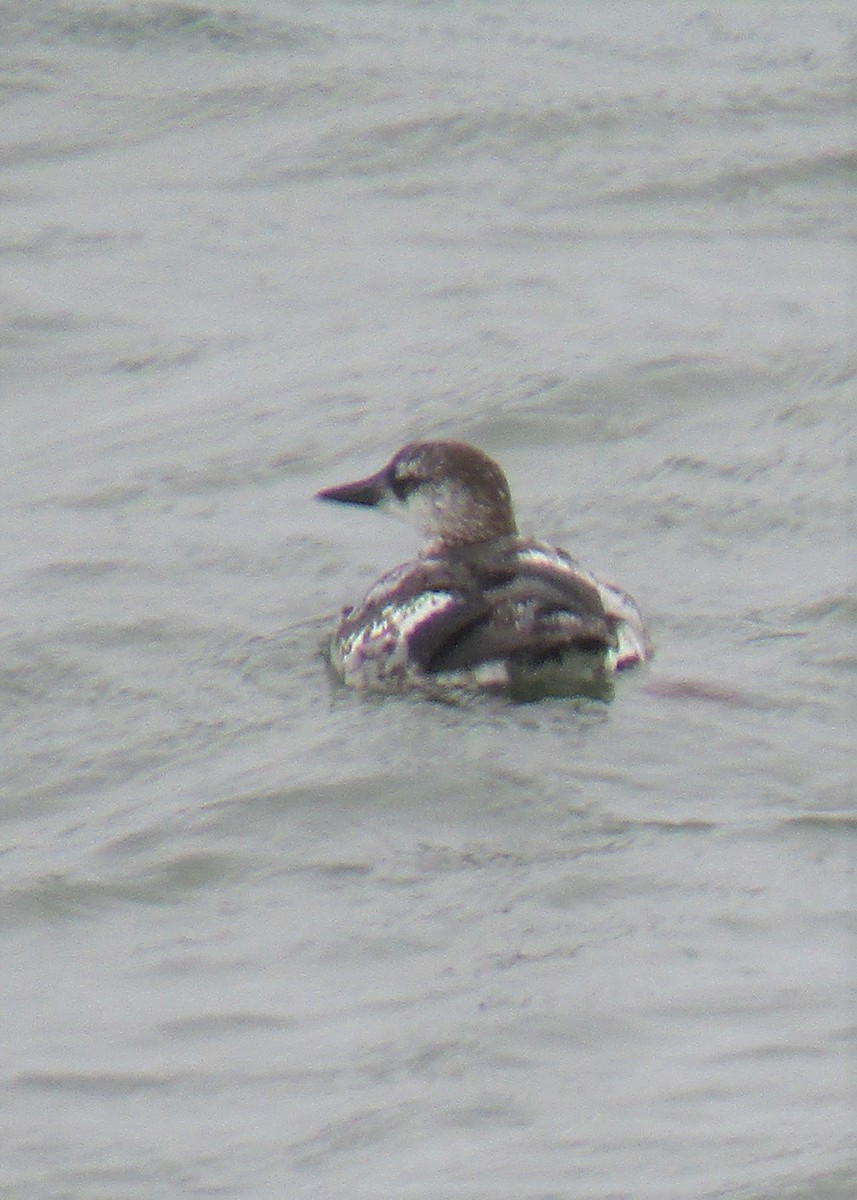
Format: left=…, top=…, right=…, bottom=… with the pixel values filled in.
left=317, top=440, right=650, bottom=699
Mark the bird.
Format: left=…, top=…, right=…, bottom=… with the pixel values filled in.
left=316, top=440, right=650, bottom=700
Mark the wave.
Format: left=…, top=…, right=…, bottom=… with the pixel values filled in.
left=4, top=0, right=327, bottom=54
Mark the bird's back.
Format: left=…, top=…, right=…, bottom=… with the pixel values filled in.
left=330, top=538, right=640, bottom=699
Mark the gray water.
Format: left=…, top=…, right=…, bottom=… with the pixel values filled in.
left=2, top=2, right=855, bottom=1197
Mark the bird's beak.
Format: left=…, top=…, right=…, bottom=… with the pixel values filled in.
left=316, top=468, right=387, bottom=509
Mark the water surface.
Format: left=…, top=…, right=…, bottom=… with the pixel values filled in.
left=2, top=2, right=855, bottom=1197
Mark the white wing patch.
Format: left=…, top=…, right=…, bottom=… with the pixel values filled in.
left=388, top=590, right=456, bottom=639
left=518, top=544, right=651, bottom=669
left=517, top=546, right=582, bottom=574
left=333, top=590, right=458, bottom=689
left=596, top=580, right=652, bottom=668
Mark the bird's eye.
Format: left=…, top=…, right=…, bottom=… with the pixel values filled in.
left=390, top=468, right=416, bottom=501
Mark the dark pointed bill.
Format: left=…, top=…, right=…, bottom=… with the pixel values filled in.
left=316, top=469, right=387, bottom=508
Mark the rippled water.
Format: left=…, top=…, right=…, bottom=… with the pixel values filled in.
left=2, top=2, right=855, bottom=1197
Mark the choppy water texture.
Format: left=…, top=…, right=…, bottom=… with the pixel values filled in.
left=2, top=2, right=856, bottom=1197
